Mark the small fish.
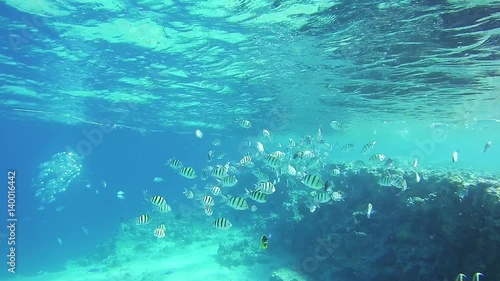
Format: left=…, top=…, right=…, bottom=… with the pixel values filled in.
left=237, top=119, right=252, bottom=128
left=195, top=129, right=203, bottom=138
left=87, top=268, right=101, bottom=273
left=116, top=191, right=125, bottom=199
left=452, top=150, right=459, bottom=163
left=238, top=155, right=252, bottom=166
left=255, top=181, right=276, bottom=194
left=55, top=206, right=65, bottom=212
left=245, top=188, right=267, bottom=203
left=213, top=218, right=232, bottom=230
left=211, top=167, right=227, bottom=179
left=151, top=195, right=167, bottom=207
left=302, top=174, right=324, bottom=190
left=81, top=226, right=89, bottom=235
left=207, top=150, right=214, bottom=162
left=330, top=120, right=345, bottom=131
left=483, top=141, right=492, bottom=152
left=369, top=153, right=386, bottom=162
left=212, top=139, right=221, bottom=146
left=204, top=205, right=213, bottom=216
left=455, top=273, right=466, bottom=281
left=154, top=224, right=166, bottom=238
left=167, top=158, right=183, bottom=169
left=158, top=204, right=171, bottom=213
left=205, top=185, right=222, bottom=196
left=292, top=151, right=303, bottom=160
left=201, top=195, right=215, bottom=206
left=361, top=141, right=376, bottom=155
left=260, top=234, right=269, bottom=249
left=264, top=155, right=280, bottom=168
left=324, top=180, right=334, bottom=192
left=183, top=188, right=194, bottom=199
left=378, top=176, right=392, bottom=187
left=384, top=158, right=394, bottom=168
left=262, top=129, right=271, bottom=140
left=415, top=171, right=420, bottom=183
left=250, top=205, right=257, bottom=212
left=412, top=158, right=418, bottom=169
left=137, top=214, right=151, bottom=225
left=179, top=167, right=197, bottom=179
left=225, top=196, right=249, bottom=210
left=367, top=203, right=373, bottom=219
left=219, top=175, right=238, bottom=187
left=314, top=192, right=331, bottom=204
left=331, top=191, right=344, bottom=201
left=341, top=143, right=354, bottom=153
left=57, top=237, right=63, bottom=246
left=153, top=177, right=164, bottom=183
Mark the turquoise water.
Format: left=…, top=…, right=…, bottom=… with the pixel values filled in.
left=0, top=1, right=499, bottom=281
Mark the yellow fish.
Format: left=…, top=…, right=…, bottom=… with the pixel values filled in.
left=261, top=235, right=268, bottom=249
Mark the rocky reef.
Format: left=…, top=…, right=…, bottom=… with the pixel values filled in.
left=276, top=164, right=500, bottom=281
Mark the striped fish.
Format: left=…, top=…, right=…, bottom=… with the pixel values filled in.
left=378, top=176, right=392, bottom=187
left=183, top=188, right=194, bottom=199
left=158, top=204, right=171, bottom=213
left=391, top=176, right=407, bottom=191
left=226, top=196, right=249, bottom=210
left=201, top=195, right=215, bottom=206
left=154, top=225, right=166, bottom=238
left=314, top=192, right=331, bottom=204
left=255, top=181, right=276, bottom=194
left=150, top=195, right=166, bottom=207
left=236, top=119, right=252, bottom=128
left=369, top=153, right=386, bottom=162
left=264, top=155, right=280, bottom=168
left=219, top=175, right=238, bottom=187
left=136, top=214, right=151, bottom=225
left=205, top=185, right=222, bottom=196
left=238, top=155, right=252, bottom=167
left=167, top=158, right=183, bottom=169
left=204, top=205, right=213, bottom=216
left=341, top=143, right=354, bottom=153
left=302, top=174, right=325, bottom=190
left=213, top=218, right=232, bottom=230
left=330, top=121, right=345, bottom=131
left=245, top=188, right=267, bottom=203
left=211, top=167, right=227, bottom=179
left=361, top=141, right=376, bottom=155
left=179, top=167, right=197, bottom=179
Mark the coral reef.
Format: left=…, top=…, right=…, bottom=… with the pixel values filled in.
left=216, top=236, right=266, bottom=267
left=270, top=267, right=309, bottom=281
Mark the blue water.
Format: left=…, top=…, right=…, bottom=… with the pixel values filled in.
left=0, top=0, right=499, bottom=280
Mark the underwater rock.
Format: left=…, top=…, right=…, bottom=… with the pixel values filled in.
left=216, top=236, right=264, bottom=267
left=269, top=267, right=309, bottom=281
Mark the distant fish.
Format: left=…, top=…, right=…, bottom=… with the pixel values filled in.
left=213, top=218, right=232, bottom=230
left=154, top=224, right=166, bottom=238
left=412, top=158, right=418, bottom=169
left=369, top=153, right=386, bottom=162
left=483, top=141, right=492, bottom=152
left=204, top=205, right=213, bottom=216
left=250, top=205, right=257, bottom=212
left=367, top=203, right=373, bottom=219
left=452, top=150, right=459, bottom=163
left=236, top=119, right=252, bottom=128
left=361, top=141, right=376, bottom=155
left=55, top=206, right=65, bottom=212
left=116, top=191, right=125, bottom=199
left=179, top=167, right=197, bottom=179
left=183, top=188, right=194, bottom=199
left=57, top=238, right=63, bottom=246
left=136, top=214, right=151, bottom=225
left=244, top=188, right=267, bottom=203
left=415, top=171, right=421, bottom=183
left=158, top=204, right=171, bottom=213
left=324, top=180, right=334, bottom=192
left=302, top=174, right=324, bottom=190
left=153, top=177, right=164, bottom=183
left=81, top=226, right=89, bottom=235
left=195, top=129, right=203, bottom=138
left=212, top=139, right=221, bottom=146
left=225, top=196, right=249, bottom=210
left=341, top=143, right=354, bottom=153
left=330, top=120, right=345, bottom=131
left=260, top=234, right=269, bottom=249
left=150, top=195, right=167, bottom=207
left=167, top=158, right=183, bottom=169
left=262, top=129, right=271, bottom=140
left=384, top=158, right=394, bottom=168
left=207, top=150, right=214, bottom=162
